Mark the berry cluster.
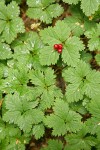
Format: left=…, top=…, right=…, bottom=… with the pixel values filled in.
left=54, top=44, right=63, bottom=53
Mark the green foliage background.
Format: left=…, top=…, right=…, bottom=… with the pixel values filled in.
left=0, top=0, right=100, bottom=149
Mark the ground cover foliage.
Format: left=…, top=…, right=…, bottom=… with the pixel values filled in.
left=0, top=0, right=100, bottom=149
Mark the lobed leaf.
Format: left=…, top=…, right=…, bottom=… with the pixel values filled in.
left=62, top=0, right=79, bottom=4
left=0, top=42, right=12, bottom=59
left=95, top=54, right=100, bottom=65
left=85, top=23, right=100, bottom=51
left=3, top=92, right=44, bottom=132
left=27, top=1, right=63, bottom=24
left=32, top=124, right=45, bottom=139
left=81, top=0, right=100, bottom=16
left=0, top=1, right=25, bottom=43
left=62, top=36, right=84, bottom=66
left=44, top=99, right=82, bottom=135
left=41, top=139, right=63, bottom=150
left=40, top=21, right=84, bottom=66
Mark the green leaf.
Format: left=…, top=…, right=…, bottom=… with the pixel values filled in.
left=12, top=32, right=42, bottom=53
left=46, top=4, right=64, bottom=19
left=0, top=67, right=3, bottom=79
left=0, top=20, right=6, bottom=34
left=85, top=117, right=100, bottom=135
left=39, top=45, right=59, bottom=65
left=88, top=94, right=100, bottom=119
left=32, top=123, right=45, bottom=139
left=85, top=23, right=100, bottom=51
left=65, top=125, right=96, bottom=150
left=40, top=87, right=55, bottom=108
left=0, top=1, right=7, bottom=20
left=62, top=0, right=79, bottom=4
left=29, top=68, right=62, bottom=109
left=64, top=6, right=96, bottom=37
left=3, top=92, right=44, bottom=132
left=44, top=99, right=82, bottom=136
left=2, top=20, right=17, bottom=43
left=65, top=135, right=96, bottom=150
left=53, top=99, right=70, bottom=120
left=40, top=21, right=71, bottom=45
left=16, top=109, right=43, bottom=132
left=0, top=138, right=25, bottom=150
left=45, top=114, right=66, bottom=136
left=65, top=83, right=84, bottom=102
left=6, top=1, right=20, bottom=19
left=29, top=68, right=55, bottom=86
left=95, top=53, right=100, bottom=65
left=27, top=0, right=55, bottom=7
left=63, top=60, right=100, bottom=101
left=27, top=1, right=63, bottom=24
left=69, top=100, right=88, bottom=115
left=40, top=86, right=63, bottom=110
left=96, top=134, right=100, bottom=150
left=83, top=70, right=100, bottom=98
left=62, top=0, right=100, bottom=16
left=0, top=66, right=30, bottom=93
left=80, top=51, right=92, bottom=63
left=0, top=119, right=6, bottom=141
left=41, top=139, right=63, bottom=150
left=2, top=18, right=25, bottom=44
left=0, top=130, right=30, bottom=150
left=63, top=61, right=90, bottom=84
left=62, top=36, right=84, bottom=66
left=6, top=0, right=22, bottom=4
left=88, top=37, right=100, bottom=51
left=11, top=32, right=43, bottom=69
left=0, top=1, right=25, bottom=43
left=0, top=119, right=21, bottom=141
left=0, top=42, right=12, bottom=59
left=62, top=60, right=91, bottom=102
left=81, top=0, right=100, bottom=16
left=40, top=21, right=84, bottom=66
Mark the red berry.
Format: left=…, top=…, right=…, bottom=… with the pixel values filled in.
left=58, top=48, right=62, bottom=53
left=58, top=44, right=63, bottom=49
left=54, top=44, right=59, bottom=50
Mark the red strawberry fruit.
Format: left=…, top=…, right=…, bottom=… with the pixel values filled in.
left=53, top=43, right=63, bottom=54
left=58, top=48, right=62, bottom=53
left=54, top=44, right=59, bottom=50
left=58, top=44, right=63, bottom=49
